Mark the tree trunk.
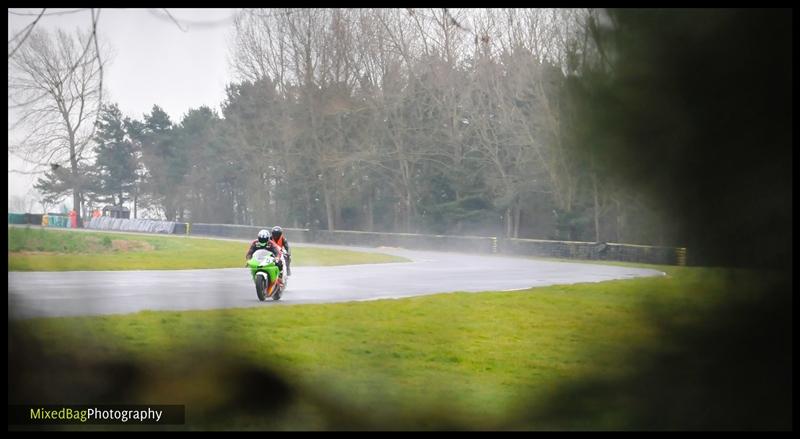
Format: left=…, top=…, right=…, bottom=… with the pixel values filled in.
left=334, top=188, right=343, bottom=230
left=365, top=190, right=374, bottom=232
left=393, top=202, right=401, bottom=232
left=164, top=195, right=175, bottom=221
left=505, top=207, right=513, bottom=238
left=323, top=181, right=335, bottom=231
left=238, top=192, right=247, bottom=225
left=593, top=171, right=601, bottom=242
left=269, top=180, right=276, bottom=224
left=513, top=203, right=521, bottom=238
left=615, top=199, right=622, bottom=243
left=305, top=189, right=312, bottom=228
left=69, top=147, right=82, bottom=227
left=262, top=173, right=272, bottom=224
left=404, top=192, right=412, bottom=233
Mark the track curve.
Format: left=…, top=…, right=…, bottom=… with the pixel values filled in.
left=8, top=243, right=664, bottom=319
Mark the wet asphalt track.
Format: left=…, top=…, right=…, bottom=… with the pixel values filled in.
left=8, top=243, right=664, bottom=319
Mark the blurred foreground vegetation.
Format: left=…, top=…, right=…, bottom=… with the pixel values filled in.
left=9, top=265, right=790, bottom=430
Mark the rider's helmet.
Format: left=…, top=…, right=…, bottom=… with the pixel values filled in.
left=257, top=229, right=270, bottom=245
left=271, top=226, right=283, bottom=241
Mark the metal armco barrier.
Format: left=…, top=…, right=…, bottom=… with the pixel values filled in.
left=498, top=238, right=684, bottom=266
left=85, top=217, right=176, bottom=234
left=176, top=223, right=687, bottom=266
left=8, top=213, right=26, bottom=224
left=7, top=213, right=687, bottom=266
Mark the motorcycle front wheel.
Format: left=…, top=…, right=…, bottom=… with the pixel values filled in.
left=255, top=275, right=267, bottom=301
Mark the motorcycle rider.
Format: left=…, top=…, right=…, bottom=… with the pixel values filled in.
left=245, top=229, right=286, bottom=276
left=245, top=226, right=292, bottom=276
left=269, top=226, right=292, bottom=276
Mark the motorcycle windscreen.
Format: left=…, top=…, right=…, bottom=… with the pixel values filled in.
left=252, top=249, right=272, bottom=265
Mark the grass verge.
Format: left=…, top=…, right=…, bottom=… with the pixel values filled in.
left=11, top=264, right=742, bottom=428
left=7, top=226, right=409, bottom=271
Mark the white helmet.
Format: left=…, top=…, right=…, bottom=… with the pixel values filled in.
left=257, top=229, right=270, bottom=244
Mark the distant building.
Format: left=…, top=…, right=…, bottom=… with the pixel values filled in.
left=102, top=205, right=131, bottom=219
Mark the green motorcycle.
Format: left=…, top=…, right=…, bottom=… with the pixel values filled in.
left=247, top=248, right=287, bottom=301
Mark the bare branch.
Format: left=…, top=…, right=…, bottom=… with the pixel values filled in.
left=7, top=8, right=46, bottom=59
left=8, top=8, right=87, bottom=17
left=155, top=8, right=188, bottom=32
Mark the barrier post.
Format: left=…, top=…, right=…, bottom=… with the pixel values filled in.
left=676, top=247, right=687, bottom=266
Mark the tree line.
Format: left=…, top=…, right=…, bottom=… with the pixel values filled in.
left=21, top=9, right=674, bottom=245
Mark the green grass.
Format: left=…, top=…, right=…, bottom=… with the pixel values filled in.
left=14, top=264, right=737, bottom=428
left=7, top=226, right=409, bottom=271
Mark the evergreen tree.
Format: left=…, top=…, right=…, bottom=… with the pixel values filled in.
left=90, top=103, right=138, bottom=207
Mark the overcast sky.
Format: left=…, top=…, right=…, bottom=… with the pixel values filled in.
left=8, top=8, right=241, bottom=209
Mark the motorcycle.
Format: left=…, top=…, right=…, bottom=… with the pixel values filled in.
left=247, top=248, right=288, bottom=301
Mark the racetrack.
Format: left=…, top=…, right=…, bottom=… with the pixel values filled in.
left=8, top=243, right=665, bottom=319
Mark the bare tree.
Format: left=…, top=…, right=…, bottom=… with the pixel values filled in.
left=9, top=25, right=107, bottom=225
left=8, top=195, right=27, bottom=212
left=224, top=8, right=657, bottom=241
left=231, top=9, right=292, bottom=89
